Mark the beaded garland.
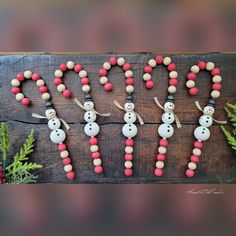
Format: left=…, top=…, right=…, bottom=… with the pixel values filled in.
left=11, top=71, right=75, bottom=180
left=142, top=56, right=181, bottom=177
left=54, top=61, right=109, bottom=175
left=99, top=57, right=144, bottom=177
left=185, top=61, right=224, bottom=177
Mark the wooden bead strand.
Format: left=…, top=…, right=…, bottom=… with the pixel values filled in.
left=11, top=71, right=75, bottom=180
left=185, top=61, right=224, bottom=177
left=54, top=61, right=108, bottom=175
left=142, top=56, right=180, bottom=177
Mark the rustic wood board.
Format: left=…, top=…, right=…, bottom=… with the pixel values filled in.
left=0, top=53, right=235, bottom=183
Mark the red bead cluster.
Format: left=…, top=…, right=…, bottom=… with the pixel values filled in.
left=58, top=143, right=75, bottom=180
left=124, top=138, right=134, bottom=176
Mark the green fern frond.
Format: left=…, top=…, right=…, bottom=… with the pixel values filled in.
left=221, top=126, right=236, bottom=151
left=0, top=123, right=10, bottom=169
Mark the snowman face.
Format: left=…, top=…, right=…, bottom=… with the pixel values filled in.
left=122, top=123, right=138, bottom=138
left=194, top=126, right=210, bottom=141
left=84, top=111, right=97, bottom=122
left=203, top=106, right=215, bottom=116
left=84, top=122, right=100, bottom=137
left=48, top=118, right=61, bottom=130
left=158, top=124, right=174, bottom=139
left=50, top=129, right=66, bottom=144
left=199, top=115, right=213, bottom=128
left=124, top=102, right=135, bottom=112
left=164, top=102, right=175, bottom=112
left=162, top=112, right=175, bottom=124
left=45, top=109, right=57, bottom=119
left=124, top=111, right=137, bottom=124
left=84, top=101, right=94, bottom=111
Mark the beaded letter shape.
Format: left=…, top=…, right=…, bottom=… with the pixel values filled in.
left=185, top=61, right=226, bottom=177
left=11, top=71, right=75, bottom=180
left=54, top=61, right=110, bottom=175
left=99, top=57, right=144, bottom=177
left=142, top=56, right=181, bottom=177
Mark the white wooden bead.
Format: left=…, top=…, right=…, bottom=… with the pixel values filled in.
left=60, top=150, right=69, bottom=158
left=199, top=115, right=213, bottom=127
left=125, top=161, right=133, bottom=168
left=188, top=162, right=197, bottom=170
left=143, top=73, right=151, bottom=81
left=54, top=70, right=63, bottom=77
left=50, top=129, right=66, bottom=144
left=206, top=62, right=215, bottom=71
left=100, top=76, right=108, bottom=85
left=194, top=126, right=210, bottom=141
left=168, top=85, right=176, bottom=94
left=156, top=161, right=164, bottom=169
left=57, top=84, right=66, bottom=92
left=36, top=79, right=45, bottom=87
left=117, top=57, right=125, bottom=66
left=42, top=93, right=50, bottom=100
left=66, top=61, right=75, bottom=69
left=158, top=124, right=174, bottom=138
left=90, top=145, right=99, bottom=152
left=158, top=146, right=167, bottom=154
left=164, top=102, right=175, bottom=111
left=93, top=158, right=102, bottom=166
left=186, top=80, right=195, bottom=88
left=211, top=90, right=220, bottom=98
left=124, top=102, right=135, bottom=112
left=45, top=109, right=57, bottom=119
left=163, top=57, right=171, bottom=65
left=203, top=106, right=215, bottom=116
left=191, top=65, right=200, bottom=73
left=11, top=79, right=20, bottom=87
left=162, top=112, right=175, bottom=124
left=15, top=93, right=24, bottom=101
left=212, top=75, right=222, bottom=83
left=48, top=118, right=61, bottom=130
left=84, top=101, right=94, bottom=111
left=126, top=85, right=134, bottom=93
left=125, top=146, right=133, bottom=154
left=84, top=122, right=100, bottom=137
left=122, top=124, right=137, bottom=138
left=103, top=62, right=111, bottom=70
left=169, top=71, right=178, bottom=79
left=84, top=111, right=97, bottom=122
left=125, top=70, right=133, bottom=78
left=82, top=85, right=90, bottom=93
left=79, top=70, right=87, bottom=78
left=64, top=164, right=72, bottom=172
left=193, top=148, right=201, bottom=156
left=124, top=111, right=137, bottom=123
left=148, top=59, right=157, bottom=67
left=24, top=70, right=32, bottom=79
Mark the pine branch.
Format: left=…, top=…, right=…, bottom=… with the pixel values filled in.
left=221, top=126, right=236, bottom=151
left=0, top=123, right=10, bottom=170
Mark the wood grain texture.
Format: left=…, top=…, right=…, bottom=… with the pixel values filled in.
left=0, top=53, right=235, bottom=183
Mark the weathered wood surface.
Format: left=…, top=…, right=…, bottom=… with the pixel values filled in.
left=0, top=53, right=235, bottom=183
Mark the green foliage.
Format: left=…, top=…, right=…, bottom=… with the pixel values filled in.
left=221, top=103, right=236, bottom=152
left=0, top=123, right=10, bottom=169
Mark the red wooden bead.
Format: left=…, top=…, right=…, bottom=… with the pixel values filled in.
left=198, top=61, right=206, bottom=70
left=16, top=73, right=25, bottom=82
left=194, top=141, right=203, bottom=149
left=169, top=78, right=178, bottom=86
left=124, top=168, right=132, bottom=177
left=81, top=77, right=90, bottom=85
left=159, top=139, right=168, bottom=147
left=58, top=144, right=67, bottom=151
left=186, top=169, right=195, bottom=177
left=63, top=89, right=72, bottom=98
left=99, top=68, right=108, bottom=76
left=109, top=57, right=117, bottom=65
left=59, top=63, right=67, bottom=72
left=54, top=77, right=62, bottom=85
left=146, top=80, right=154, bottom=89
left=155, top=56, right=163, bottom=64
left=74, top=64, right=83, bottom=72
left=168, top=63, right=176, bottom=71
left=144, top=66, right=152, bottom=73
left=94, top=166, right=103, bottom=174
left=189, top=87, right=199, bottom=96
left=66, top=171, right=75, bottom=180
left=212, top=83, right=222, bottom=91
left=92, top=152, right=100, bottom=159
left=154, top=168, right=163, bottom=176
left=126, top=139, right=134, bottom=146
left=123, top=63, right=131, bottom=71
left=11, top=87, right=20, bottom=94
left=89, top=137, right=98, bottom=145
left=39, top=86, right=48, bottom=94
left=191, top=155, right=200, bottom=163
left=21, top=98, right=30, bottom=106
left=187, top=72, right=197, bottom=80
left=104, top=83, right=112, bottom=91
left=211, top=68, right=221, bottom=76
left=156, top=154, right=166, bottom=161
left=125, top=154, right=133, bottom=161
left=32, top=73, right=40, bottom=81
left=126, top=77, right=134, bottom=85
left=63, top=158, right=71, bottom=165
